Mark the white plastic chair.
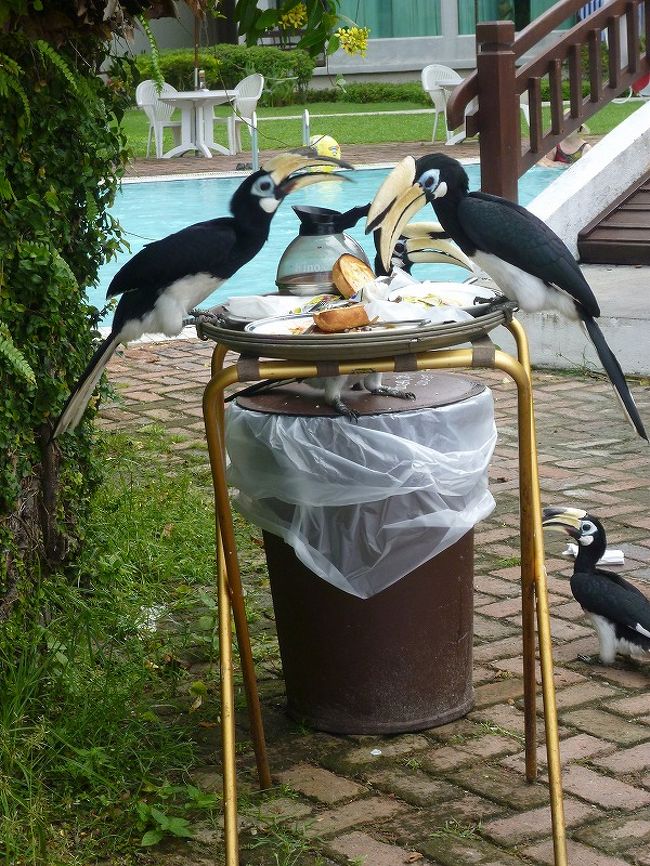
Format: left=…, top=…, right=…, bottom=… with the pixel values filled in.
left=135, top=80, right=182, bottom=158
left=212, top=73, right=264, bottom=155
left=421, top=65, right=465, bottom=144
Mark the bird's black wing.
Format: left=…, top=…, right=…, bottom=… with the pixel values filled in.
left=460, top=193, right=599, bottom=317
left=571, top=570, right=650, bottom=636
left=107, top=218, right=239, bottom=299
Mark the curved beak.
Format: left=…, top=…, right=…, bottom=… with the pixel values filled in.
left=542, top=506, right=587, bottom=539
left=402, top=236, right=476, bottom=272
left=365, top=156, right=427, bottom=272
left=264, top=150, right=355, bottom=197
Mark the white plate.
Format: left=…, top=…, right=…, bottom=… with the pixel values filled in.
left=244, top=313, right=428, bottom=337
left=387, top=282, right=497, bottom=310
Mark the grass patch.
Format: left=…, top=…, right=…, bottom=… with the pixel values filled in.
left=119, top=98, right=645, bottom=159
left=0, top=425, right=267, bottom=865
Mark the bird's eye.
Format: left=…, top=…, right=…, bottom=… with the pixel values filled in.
left=419, top=168, right=440, bottom=191
left=580, top=520, right=597, bottom=535
left=394, top=241, right=406, bottom=254
left=251, top=176, right=275, bottom=197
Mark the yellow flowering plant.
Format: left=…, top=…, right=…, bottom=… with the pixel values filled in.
left=333, top=24, right=370, bottom=57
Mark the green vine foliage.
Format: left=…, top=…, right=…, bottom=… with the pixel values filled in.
left=0, top=30, right=129, bottom=595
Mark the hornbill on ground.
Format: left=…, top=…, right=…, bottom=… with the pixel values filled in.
left=542, top=507, right=650, bottom=664
left=366, top=152, right=647, bottom=441
left=53, top=150, right=352, bottom=438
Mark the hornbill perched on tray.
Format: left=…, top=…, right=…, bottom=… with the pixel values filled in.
left=53, top=150, right=353, bottom=439
left=543, top=507, right=650, bottom=664
left=366, top=153, right=647, bottom=441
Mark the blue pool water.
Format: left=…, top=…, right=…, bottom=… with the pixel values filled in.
left=94, top=165, right=559, bottom=327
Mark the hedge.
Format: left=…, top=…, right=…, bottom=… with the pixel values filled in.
left=132, top=44, right=316, bottom=105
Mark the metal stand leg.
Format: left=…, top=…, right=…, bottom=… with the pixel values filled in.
left=203, top=362, right=273, bottom=797
left=201, top=340, right=567, bottom=866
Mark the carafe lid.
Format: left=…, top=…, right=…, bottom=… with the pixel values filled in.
left=293, top=205, right=342, bottom=236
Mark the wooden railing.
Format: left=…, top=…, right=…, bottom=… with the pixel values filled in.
left=447, top=0, right=650, bottom=200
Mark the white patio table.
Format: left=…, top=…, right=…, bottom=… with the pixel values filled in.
left=159, top=89, right=234, bottom=158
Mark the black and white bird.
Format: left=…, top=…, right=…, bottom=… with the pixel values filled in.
left=53, top=150, right=352, bottom=438
left=377, top=221, right=477, bottom=277
left=366, top=153, right=647, bottom=441
left=543, top=506, right=650, bottom=664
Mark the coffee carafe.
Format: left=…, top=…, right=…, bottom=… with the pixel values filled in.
left=276, top=204, right=371, bottom=296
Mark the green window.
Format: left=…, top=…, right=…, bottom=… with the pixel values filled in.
left=338, top=1, right=442, bottom=38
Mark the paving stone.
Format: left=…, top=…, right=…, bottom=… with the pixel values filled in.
left=446, top=763, right=550, bottom=809
left=276, top=763, right=365, bottom=804
left=573, top=806, right=650, bottom=854
left=561, top=708, right=650, bottom=745
left=473, top=614, right=518, bottom=640
left=501, top=733, right=615, bottom=775
left=380, top=792, right=502, bottom=842
left=473, top=677, right=525, bottom=708
left=523, top=837, right=635, bottom=865
left=561, top=763, right=650, bottom=809
left=367, top=766, right=462, bottom=807
left=340, top=735, right=431, bottom=767
left=304, top=795, right=407, bottom=839
left=591, top=666, right=650, bottom=689
left=420, top=833, right=523, bottom=866
left=607, top=693, right=650, bottom=718
left=327, top=831, right=433, bottom=866
left=482, top=796, right=598, bottom=844
left=542, top=680, right=620, bottom=712
left=594, top=741, right=650, bottom=774
left=255, top=797, right=313, bottom=823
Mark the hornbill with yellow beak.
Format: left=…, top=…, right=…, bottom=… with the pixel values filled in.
left=366, top=153, right=647, bottom=441
left=543, top=507, right=650, bottom=664
left=53, top=150, right=352, bottom=438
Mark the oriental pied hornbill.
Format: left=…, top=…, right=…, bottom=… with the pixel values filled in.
left=366, top=153, right=647, bottom=441
left=543, top=507, right=650, bottom=664
left=53, top=150, right=353, bottom=438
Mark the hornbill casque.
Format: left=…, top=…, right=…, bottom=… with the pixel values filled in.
left=366, top=153, right=647, bottom=441
left=53, top=150, right=353, bottom=439
left=542, top=506, right=650, bottom=664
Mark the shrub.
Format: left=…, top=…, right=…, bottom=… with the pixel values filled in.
left=132, top=44, right=316, bottom=105
left=0, top=34, right=127, bottom=601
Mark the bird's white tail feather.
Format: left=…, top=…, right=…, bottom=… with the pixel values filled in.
left=53, top=334, right=121, bottom=438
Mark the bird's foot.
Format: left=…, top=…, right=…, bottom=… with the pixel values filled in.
left=331, top=398, right=360, bottom=422
left=186, top=307, right=224, bottom=327
left=369, top=386, right=416, bottom=401
left=577, top=653, right=603, bottom=665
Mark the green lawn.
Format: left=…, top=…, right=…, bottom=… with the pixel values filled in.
left=120, top=98, right=644, bottom=159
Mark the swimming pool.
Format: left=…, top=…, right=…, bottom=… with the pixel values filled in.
left=94, top=164, right=560, bottom=327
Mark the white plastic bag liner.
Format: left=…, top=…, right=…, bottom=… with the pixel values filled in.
left=225, top=388, right=496, bottom=599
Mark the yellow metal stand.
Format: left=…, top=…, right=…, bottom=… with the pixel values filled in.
left=201, top=318, right=567, bottom=866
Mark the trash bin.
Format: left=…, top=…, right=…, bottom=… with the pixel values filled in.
left=226, top=371, right=497, bottom=734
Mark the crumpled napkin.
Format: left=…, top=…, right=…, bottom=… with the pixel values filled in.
left=562, top=543, right=625, bottom=565
left=364, top=298, right=473, bottom=325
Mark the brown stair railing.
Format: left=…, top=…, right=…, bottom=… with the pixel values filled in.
left=447, top=0, right=650, bottom=201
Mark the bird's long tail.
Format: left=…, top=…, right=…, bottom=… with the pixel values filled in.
left=52, top=333, right=121, bottom=439
left=581, top=313, right=647, bottom=441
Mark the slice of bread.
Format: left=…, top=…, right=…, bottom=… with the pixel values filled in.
left=312, top=305, right=371, bottom=333
left=332, top=254, right=376, bottom=299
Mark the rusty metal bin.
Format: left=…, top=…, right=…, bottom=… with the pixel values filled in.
left=229, top=372, right=496, bottom=734
left=263, top=528, right=474, bottom=734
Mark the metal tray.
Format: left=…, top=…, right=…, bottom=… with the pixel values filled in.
left=195, top=299, right=518, bottom=361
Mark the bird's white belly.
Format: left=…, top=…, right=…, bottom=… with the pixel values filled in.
left=588, top=612, right=618, bottom=663
left=121, top=274, right=222, bottom=342
left=471, top=251, right=578, bottom=320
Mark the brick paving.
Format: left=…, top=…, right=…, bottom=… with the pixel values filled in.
left=99, top=332, right=650, bottom=866
left=103, top=143, right=648, bottom=864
